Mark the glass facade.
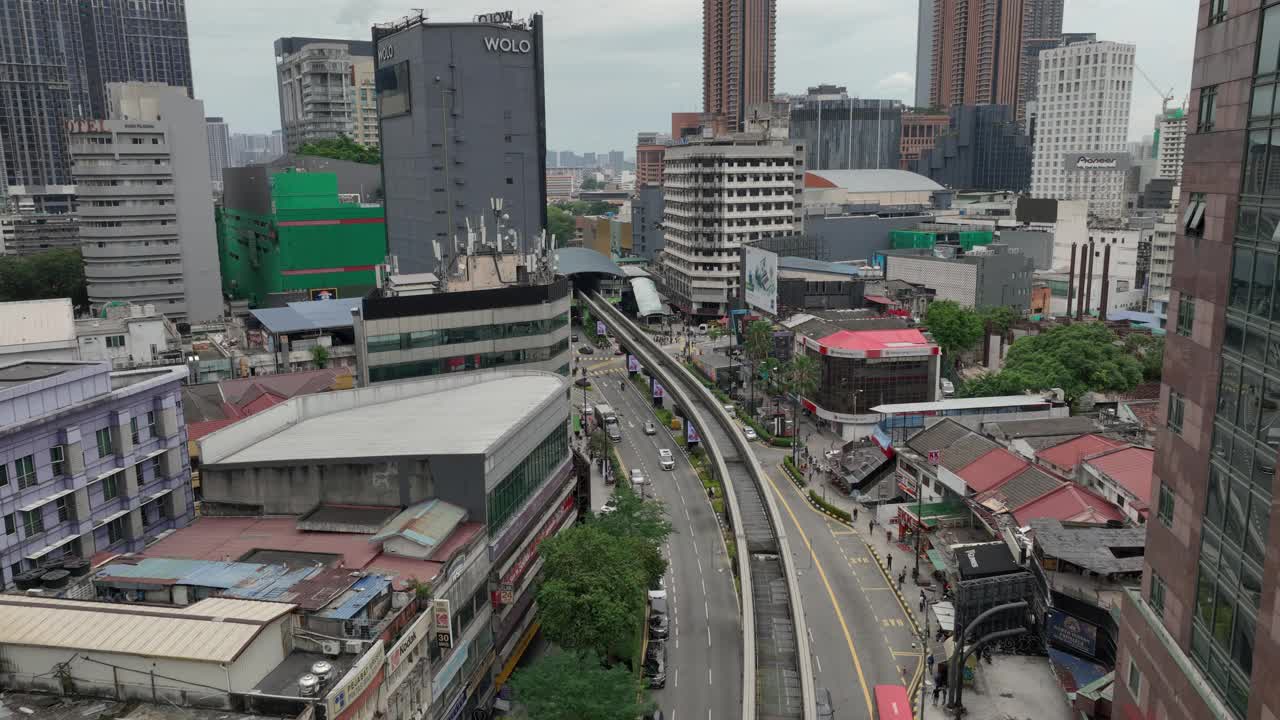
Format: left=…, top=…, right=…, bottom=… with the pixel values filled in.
left=811, top=349, right=932, bottom=416
left=486, top=421, right=569, bottom=534
left=1194, top=7, right=1280, bottom=714
left=368, top=338, right=571, bottom=383
left=367, top=313, right=568, bottom=353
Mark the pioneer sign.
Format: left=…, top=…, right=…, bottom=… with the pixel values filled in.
left=1063, top=152, right=1130, bottom=172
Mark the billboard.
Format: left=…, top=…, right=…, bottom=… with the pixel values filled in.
left=1062, top=152, right=1131, bottom=172
left=652, top=380, right=665, bottom=399
left=686, top=421, right=700, bottom=445
left=627, top=354, right=641, bottom=373
left=743, top=245, right=779, bottom=315
left=596, top=320, right=607, bottom=336
left=1046, top=610, right=1099, bottom=657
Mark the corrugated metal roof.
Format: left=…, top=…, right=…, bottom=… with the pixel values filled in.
left=978, top=466, right=1062, bottom=511
left=319, top=574, right=389, bottom=620
left=1036, top=434, right=1125, bottom=471
left=905, top=419, right=974, bottom=455
left=1026, top=518, right=1144, bottom=574
left=1013, top=485, right=1125, bottom=528
left=370, top=498, right=466, bottom=550
left=249, top=298, right=362, bottom=334
left=0, top=596, right=293, bottom=663
left=955, top=449, right=1029, bottom=493
left=939, top=434, right=1001, bottom=472
left=630, top=277, right=668, bottom=317
left=804, top=169, right=945, bottom=193
left=554, top=247, right=625, bottom=277
left=1085, top=446, right=1155, bottom=506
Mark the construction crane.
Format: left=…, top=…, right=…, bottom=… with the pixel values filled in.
left=1136, top=64, right=1176, bottom=114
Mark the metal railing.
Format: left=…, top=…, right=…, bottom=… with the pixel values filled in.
left=584, top=292, right=815, bottom=720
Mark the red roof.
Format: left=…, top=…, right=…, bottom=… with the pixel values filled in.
left=145, top=516, right=382, bottom=569
left=956, top=448, right=1030, bottom=493
left=1036, top=434, right=1125, bottom=472
left=863, top=294, right=897, bottom=305
left=187, top=369, right=345, bottom=441
left=817, top=328, right=932, bottom=352
left=1085, top=447, right=1155, bottom=508
left=1012, top=483, right=1125, bottom=526
left=188, top=418, right=239, bottom=442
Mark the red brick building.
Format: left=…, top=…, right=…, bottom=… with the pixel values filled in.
left=900, top=112, right=950, bottom=170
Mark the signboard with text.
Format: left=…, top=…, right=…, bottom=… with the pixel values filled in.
left=1046, top=610, right=1099, bottom=657
left=627, top=354, right=641, bottom=373
left=324, top=640, right=384, bottom=718
left=1062, top=152, right=1131, bottom=172
left=433, top=599, right=453, bottom=650
left=744, top=245, right=779, bottom=315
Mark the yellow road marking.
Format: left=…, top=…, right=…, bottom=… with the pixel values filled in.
left=766, top=471, right=875, bottom=719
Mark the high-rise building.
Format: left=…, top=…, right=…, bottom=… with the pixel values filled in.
left=1017, top=0, right=1065, bottom=123
left=786, top=87, right=902, bottom=171
left=1155, top=107, right=1187, bottom=185
left=1029, top=39, right=1135, bottom=220
left=583, top=151, right=598, bottom=168
left=351, top=56, right=379, bottom=148
left=205, top=117, right=231, bottom=187
left=375, top=13, right=546, bottom=274
left=915, top=0, right=935, bottom=108
left=0, top=0, right=193, bottom=206
left=608, top=150, right=625, bottom=171
left=914, top=105, right=1033, bottom=192
left=1146, top=210, right=1176, bottom=324
left=274, top=37, right=374, bottom=153
left=900, top=111, right=950, bottom=170
left=229, top=132, right=284, bottom=167
left=70, top=83, right=223, bottom=323
left=636, top=132, right=670, bottom=187
left=703, top=0, right=776, bottom=133
left=927, top=0, right=1061, bottom=122
left=1113, top=4, right=1276, bottom=718
left=660, top=140, right=802, bottom=317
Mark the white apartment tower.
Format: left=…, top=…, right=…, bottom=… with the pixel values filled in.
left=1030, top=39, right=1135, bottom=220
left=205, top=116, right=231, bottom=187
left=1155, top=109, right=1186, bottom=184
left=1147, top=210, right=1177, bottom=325
left=69, top=83, right=223, bottom=323
left=660, top=142, right=803, bottom=317
left=274, top=37, right=374, bottom=153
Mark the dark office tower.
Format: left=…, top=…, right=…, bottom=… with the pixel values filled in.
left=0, top=0, right=191, bottom=206
left=927, top=0, right=1059, bottom=122
left=1016, top=0, right=1064, bottom=123
left=786, top=87, right=902, bottom=171
left=703, top=0, right=776, bottom=133
left=374, top=12, right=546, bottom=274
left=1112, top=4, right=1279, bottom=720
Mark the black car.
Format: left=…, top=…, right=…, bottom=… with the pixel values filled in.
left=578, top=345, right=595, bottom=355
left=574, top=377, right=591, bottom=388
left=571, top=334, right=579, bottom=342
left=648, top=611, right=669, bottom=640
left=643, top=641, right=667, bottom=688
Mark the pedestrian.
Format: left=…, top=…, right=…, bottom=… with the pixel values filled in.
left=852, top=507, right=858, bottom=523
left=898, top=570, right=905, bottom=590
left=919, top=590, right=926, bottom=613
left=868, top=518, right=874, bottom=535
left=932, top=674, right=943, bottom=705
left=886, top=554, right=893, bottom=572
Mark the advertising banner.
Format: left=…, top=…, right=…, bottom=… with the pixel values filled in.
left=325, top=640, right=385, bottom=718
left=686, top=421, right=700, bottom=445
left=596, top=320, right=607, bottom=336
left=1062, top=152, right=1131, bottom=172
left=1046, top=610, right=1099, bottom=657
left=652, top=380, right=665, bottom=399
left=433, top=599, right=453, bottom=650
left=743, top=245, right=779, bottom=315
left=627, top=354, right=641, bottom=373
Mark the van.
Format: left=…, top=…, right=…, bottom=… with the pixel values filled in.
left=698, top=323, right=708, bottom=334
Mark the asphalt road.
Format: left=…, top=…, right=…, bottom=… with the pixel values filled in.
left=576, top=348, right=743, bottom=720
left=752, top=442, right=926, bottom=720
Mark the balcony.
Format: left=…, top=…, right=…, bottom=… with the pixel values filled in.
left=84, top=262, right=183, bottom=280
left=82, top=241, right=179, bottom=261
left=73, top=164, right=171, bottom=176
left=80, top=205, right=177, bottom=220
left=87, top=280, right=185, bottom=301
left=77, top=183, right=175, bottom=198
left=79, top=225, right=178, bottom=240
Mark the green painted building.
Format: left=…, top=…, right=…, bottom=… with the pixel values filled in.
left=217, top=168, right=386, bottom=306
left=889, top=226, right=994, bottom=251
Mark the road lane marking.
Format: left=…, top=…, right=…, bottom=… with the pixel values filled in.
left=708, top=667, right=712, bottom=685
left=675, top=669, right=678, bottom=688
left=701, top=579, right=706, bottom=595
left=704, top=601, right=709, bottom=618
left=892, top=650, right=924, bottom=657
left=765, top=470, right=875, bottom=719
left=696, top=558, right=703, bottom=574
left=881, top=618, right=906, bottom=628
left=707, top=626, right=712, bottom=647
left=814, top=653, right=822, bottom=673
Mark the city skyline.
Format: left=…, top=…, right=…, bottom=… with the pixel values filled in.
left=188, top=0, right=1194, bottom=152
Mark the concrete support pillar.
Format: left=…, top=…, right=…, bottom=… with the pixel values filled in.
left=73, top=488, right=91, bottom=527
left=111, top=411, right=134, bottom=458
left=126, top=508, right=144, bottom=541
left=123, top=466, right=139, bottom=500
left=158, top=403, right=179, bottom=440
left=160, top=448, right=183, bottom=479
left=77, top=530, right=97, bottom=560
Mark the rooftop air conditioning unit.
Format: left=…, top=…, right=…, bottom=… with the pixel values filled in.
left=320, top=640, right=341, bottom=656
left=345, top=639, right=367, bottom=655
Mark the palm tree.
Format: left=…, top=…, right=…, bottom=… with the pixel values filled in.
left=783, top=354, right=820, bottom=463
left=588, top=429, right=610, bottom=461
left=744, top=320, right=774, bottom=414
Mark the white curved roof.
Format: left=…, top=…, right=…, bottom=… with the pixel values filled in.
left=630, top=277, right=668, bottom=317
left=805, top=169, right=945, bottom=194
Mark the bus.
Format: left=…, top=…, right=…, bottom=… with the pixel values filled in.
left=595, top=404, right=621, bottom=441
left=873, top=684, right=913, bottom=720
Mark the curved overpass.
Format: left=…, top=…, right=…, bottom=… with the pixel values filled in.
left=582, top=292, right=815, bottom=720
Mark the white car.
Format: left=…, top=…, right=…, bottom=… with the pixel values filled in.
left=648, top=575, right=667, bottom=602
left=600, top=497, right=618, bottom=515
left=743, top=426, right=758, bottom=441
left=630, top=468, right=647, bottom=495
left=658, top=448, right=675, bottom=470
left=644, top=421, right=657, bottom=435
left=941, top=378, right=956, bottom=397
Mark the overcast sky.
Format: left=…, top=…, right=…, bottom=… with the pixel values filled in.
left=189, top=0, right=1196, bottom=155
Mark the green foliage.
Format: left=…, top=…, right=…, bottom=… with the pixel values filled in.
left=0, top=249, right=88, bottom=310
left=310, top=344, right=329, bottom=369
left=782, top=456, right=805, bottom=486
left=782, top=354, right=820, bottom=399
left=580, top=177, right=605, bottom=191
left=809, top=489, right=851, bottom=523
left=547, top=205, right=575, bottom=247
left=593, top=482, right=672, bottom=585
left=960, top=322, right=1143, bottom=403
left=588, top=430, right=611, bottom=461
left=706, top=323, right=726, bottom=343
left=509, top=650, right=654, bottom=720
left=556, top=200, right=616, bottom=216
left=744, top=320, right=774, bottom=407
left=1124, top=333, right=1165, bottom=381
left=295, top=135, right=380, bottom=164
left=923, top=300, right=984, bottom=360
left=979, top=306, right=1021, bottom=335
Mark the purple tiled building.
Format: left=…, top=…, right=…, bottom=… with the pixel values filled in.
left=0, top=361, right=193, bottom=587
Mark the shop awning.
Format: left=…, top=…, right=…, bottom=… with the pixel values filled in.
left=927, top=549, right=947, bottom=572
left=902, top=500, right=969, bottom=527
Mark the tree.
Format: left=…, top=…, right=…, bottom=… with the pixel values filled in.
left=923, top=300, right=984, bottom=370
left=1124, top=333, right=1165, bottom=381
left=0, top=249, right=89, bottom=310
left=537, top=523, right=651, bottom=660
left=783, top=354, right=820, bottom=463
left=744, top=320, right=775, bottom=412
left=588, top=429, right=610, bottom=461
left=979, top=306, right=1020, bottom=336
left=509, top=651, right=654, bottom=720
left=310, top=344, right=329, bottom=369
left=960, top=322, right=1142, bottom=404
left=547, top=205, right=575, bottom=247
left=295, top=135, right=380, bottom=164
left=580, top=177, right=605, bottom=191
left=593, top=482, right=672, bottom=586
